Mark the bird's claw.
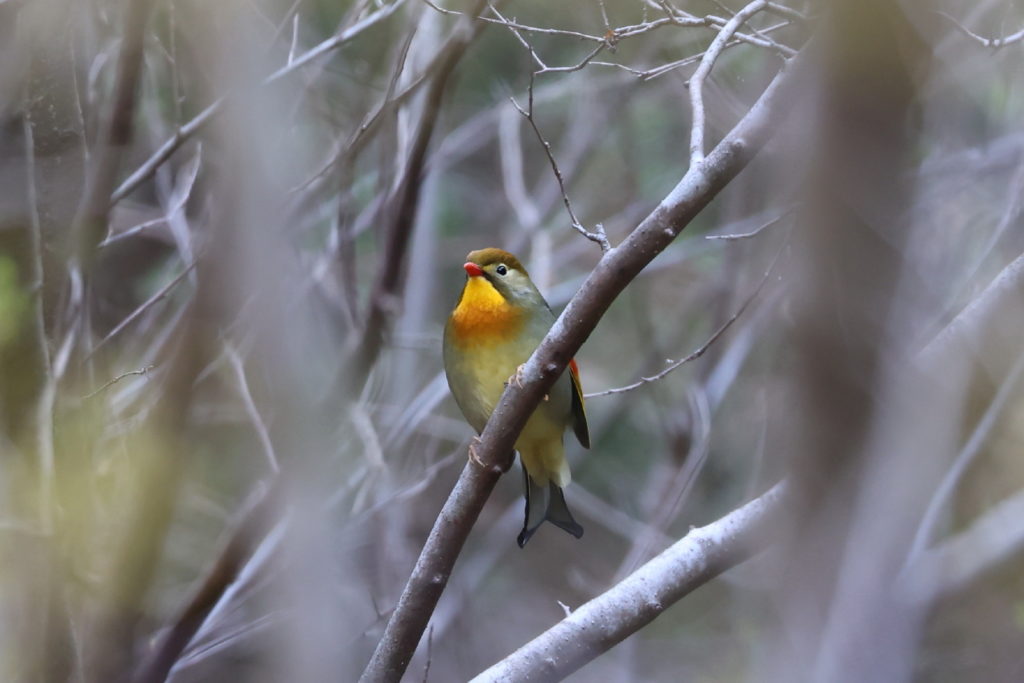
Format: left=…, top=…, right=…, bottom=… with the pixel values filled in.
left=468, top=436, right=486, bottom=469
left=507, top=363, right=527, bottom=389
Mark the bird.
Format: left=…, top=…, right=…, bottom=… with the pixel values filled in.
left=443, top=247, right=589, bottom=547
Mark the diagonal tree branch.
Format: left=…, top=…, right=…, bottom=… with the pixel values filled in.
left=358, top=46, right=808, bottom=683
left=471, top=482, right=788, bottom=681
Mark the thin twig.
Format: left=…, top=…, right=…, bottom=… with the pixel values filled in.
left=509, top=76, right=610, bottom=251
left=421, top=625, right=434, bottom=683
left=101, top=143, right=201, bottom=247
left=497, top=6, right=610, bottom=251
left=83, top=365, right=155, bottom=400
left=587, top=237, right=783, bottom=397
left=705, top=205, right=793, bottom=240
left=224, top=344, right=280, bottom=473
left=421, top=0, right=702, bottom=44
left=592, top=19, right=791, bottom=82
left=937, top=11, right=1024, bottom=49
left=87, top=260, right=198, bottom=359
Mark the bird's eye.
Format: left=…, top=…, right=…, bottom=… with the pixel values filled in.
left=496, top=264, right=508, bottom=276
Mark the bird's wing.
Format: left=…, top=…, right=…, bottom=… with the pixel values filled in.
left=568, top=358, right=590, bottom=449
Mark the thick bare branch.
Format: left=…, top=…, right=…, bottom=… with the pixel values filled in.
left=471, top=482, right=788, bottom=681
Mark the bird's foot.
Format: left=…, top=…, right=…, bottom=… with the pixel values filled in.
left=468, top=436, right=487, bottom=469
left=507, top=363, right=527, bottom=389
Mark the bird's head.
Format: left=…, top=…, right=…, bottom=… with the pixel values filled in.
left=461, top=248, right=542, bottom=308
left=447, top=248, right=549, bottom=343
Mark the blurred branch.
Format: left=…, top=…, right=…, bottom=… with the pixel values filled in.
left=70, top=0, right=152, bottom=270
left=346, top=1, right=487, bottom=390
left=292, top=22, right=434, bottom=197
left=24, top=94, right=73, bottom=682
left=359, top=47, right=806, bottom=683
left=920, top=249, right=1024, bottom=373
left=87, top=260, right=198, bottom=359
left=764, top=1, right=808, bottom=24
left=905, top=485, right=1024, bottom=605
left=906, top=352, right=1024, bottom=564
left=111, top=0, right=409, bottom=205
left=471, top=482, right=788, bottom=681
left=101, top=143, right=202, bottom=248
left=131, top=485, right=278, bottom=683
left=225, top=343, right=280, bottom=474
left=937, top=11, right=1024, bottom=48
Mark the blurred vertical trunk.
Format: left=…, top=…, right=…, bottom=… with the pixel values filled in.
left=1, top=1, right=87, bottom=679
left=771, top=0, right=940, bottom=680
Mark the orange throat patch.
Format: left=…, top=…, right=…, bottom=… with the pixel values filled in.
left=449, top=276, right=525, bottom=346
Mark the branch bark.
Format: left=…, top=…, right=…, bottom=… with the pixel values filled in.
left=359, top=48, right=807, bottom=683
left=471, top=482, right=788, bottom=682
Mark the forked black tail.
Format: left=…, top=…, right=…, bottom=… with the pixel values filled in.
left=517, top=464, right=584, bottom=548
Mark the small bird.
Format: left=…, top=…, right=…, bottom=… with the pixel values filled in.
left=443, top=248, right=589, bottom=547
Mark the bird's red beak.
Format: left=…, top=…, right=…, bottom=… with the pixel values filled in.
left=463, top=262, right=483, bottom=277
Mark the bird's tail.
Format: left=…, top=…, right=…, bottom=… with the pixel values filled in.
left=517, top=464, right=584, bottom=547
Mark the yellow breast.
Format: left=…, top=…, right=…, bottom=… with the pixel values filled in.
left=448, top=276, right=525, bottom=348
